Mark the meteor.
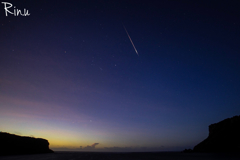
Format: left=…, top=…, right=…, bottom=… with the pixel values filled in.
left=123, top=25, right=139, bottom=56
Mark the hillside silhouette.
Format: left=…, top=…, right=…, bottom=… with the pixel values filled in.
left=0, top=132, right=53, bottom=155
left=193, top=115, right=240, bottom=152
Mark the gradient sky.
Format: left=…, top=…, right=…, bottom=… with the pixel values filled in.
left=0, top=0, right=240, bottom=152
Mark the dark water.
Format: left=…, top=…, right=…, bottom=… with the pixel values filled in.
left=1, top=152, right=240, bottom=160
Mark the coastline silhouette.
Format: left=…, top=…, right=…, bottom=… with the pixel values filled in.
left=0, top=132, right=53, bottom=156
left=193, top=115, right=240, bottom=153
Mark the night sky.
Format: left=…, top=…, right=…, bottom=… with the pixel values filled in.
left=0, top=0, right=240, bottom=152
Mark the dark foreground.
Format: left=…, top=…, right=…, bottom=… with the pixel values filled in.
left=193, top=115, right=240, bottom=152
left=0, top=132, right=53, bottom=155
left=1, top=152, right=240, bottom=160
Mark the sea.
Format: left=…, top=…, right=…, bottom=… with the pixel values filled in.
left=0, top=152, right=240, bottom=160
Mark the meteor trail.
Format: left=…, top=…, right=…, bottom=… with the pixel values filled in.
left=123, top=25, right=139, bottom=56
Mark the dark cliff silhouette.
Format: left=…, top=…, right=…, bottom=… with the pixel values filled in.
left=0, top=132, right=54, bottom=156
left=193, top=115, right=240, bottom=152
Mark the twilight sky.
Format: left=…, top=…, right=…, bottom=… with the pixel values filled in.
left=0, top=0, right=240, bottom=152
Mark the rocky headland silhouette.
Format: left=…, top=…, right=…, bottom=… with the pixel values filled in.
left=0, top=132, right=53, bottom=155
left=192, top=115, right=240, bottom=153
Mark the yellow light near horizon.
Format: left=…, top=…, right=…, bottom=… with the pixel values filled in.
left=1, top=128, right=91, bottom=149
left=30, top=129, right=92, bottom=147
